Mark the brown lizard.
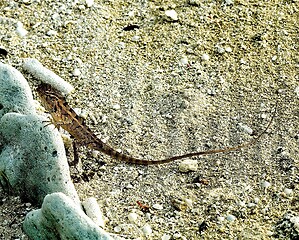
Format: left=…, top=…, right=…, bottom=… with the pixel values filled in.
left=36, top=83, right=276, bottom=165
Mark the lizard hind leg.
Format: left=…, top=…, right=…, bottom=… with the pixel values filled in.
left=42, top=118, right=73, bottom=130
left=42, top=118, right=57, bottom=128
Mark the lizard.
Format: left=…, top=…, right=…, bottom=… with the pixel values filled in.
left=36, top=82, right=276, bottom=165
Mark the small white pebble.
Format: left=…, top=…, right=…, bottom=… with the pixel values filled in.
left=72, top=68, right=81, bottom=76
left=128, top=10, right=134, bottom=17
left=126, top=183, right=133, bottom=189
left=247, top=203, right=256, bottom=208
left=226, top=214, right=236, bottom=222
left=92, top=150, right=100, bottom=158
left=79, top=110, right=88, bottom=119
left=153, top=203, right=163, bottom=210
left=128, top=212, right=138, bottom=222
left=118, top=42, right=125, bottom=48
left=225, top=46, right=232, bottom=52
left=240, top=58, right=247, bottom=64
left=217, top=216, right=225, bottom=222
left=173, top=233, right=182, bottom=239
left=131, top=35, right=140, bottom=42
left=184, top=198, right=193, bottom=208
left=142, top=224, right=152, bottom=236
left=216, top=46, right=225, bottom=54
left=238, top=122, right=253, bottom=135
left=165, top=10, right=178, bottom=21
left=162, top=234, right=171, bottom=240
left=284, top=188, right=293, bottom=195
left=179, top=159, right=198, bottom=172
left=261, top=181, right=271, bottom=188
left=52, top=13, right=60, bottom=20
left=114, top=225, right=122, bottom=233
left=290, top=216, right=299, bottom=227
left=47, top=30, right=57, bottom=36
left=73, top=108, right=82, bottom=116
left=145, top=212, right=151, bottom=220
left=239, top=201, right=246, bottom=207
left=112, top=104, right=120, bottom=110
left=78, top=4, right=86, bottom=10
left=201, top=53, right=210, bottom=61
left=267, top=231, right=275, bottom=236
left=254, top=197, right=260, bottom=203
left=225, top=0, right=234, bottom=5
left=295, top=86, right=299, bottom=98
left=16, top=21, right=28, bottom=37
left=102, top=115, right=108, bottom=123
left=272, top=55, right=277, bottom=61
left=82, top=197, right=106, bottom=228
left=180, top=56, right=188, bottom=65
left=85, top=0, right=94, bottom=7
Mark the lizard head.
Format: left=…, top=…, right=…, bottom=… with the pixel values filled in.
left=36, top=83, right=65, bottom=111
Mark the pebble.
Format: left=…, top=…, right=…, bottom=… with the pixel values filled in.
left=73, top=108, right=82, bottom=116
left=85, top=0, right=94, bottom=7
left=179, top=159, right=198, bottom=172
left=225, top=0, right=234, bottom=5
left=112, top=104, right=121, bottom=110
left=23, top=58, right=74, bottom=95
left=184, top=198, right=193, bottom=208
left=254, top=197, right=260, bottom=203
left=128, top=11, right=134, bottom=17
left=16, top=21, right=28, bottom=37
left=131, top=35, right=140, bottom=42
left=216, top=45, right=225, bottom=54
left=238, top=122, right=253, bottom=135
left=102, top=115, right=108, bottom=123
left=284, top=188, right=293, bottom=195
left=290, top=216, right=299, bottom=229
left=294, top=86, right=299, bottom=97
left=47, top=30, right=57, bottom=36
left=240, top=58, right=247, bottom=64
left=162, top=234, right=171, bottom=240
left=82, top=197, right=106, bottom=228
left=142, top=224, right=152, bottom=236
left=173, top=233, right=182, bottom=239
left=217, top=216, right=225, bottom=222
left=145, top=212, right=151, bottom=220
left=180, top=56, right=188, bottom=65
left=261, top=181, right=271, bottom=189
left=247, top=202, right=256, bottom=208
left=153, top=203, right=163, bottom=210
left=114, top=225, right=122, bottom=233
left=165, top=10, right=178, bottom=21
left=226, top=214, right=236, bottom=222
left=128, top=212, right=138, bottom=222
left=72, top=68, right=81, bottom=76
left=225, top=46, right=232, bottom=52
left=92, top=150, right=100, bottom=158
left=201, top=53, right=210, bottom=61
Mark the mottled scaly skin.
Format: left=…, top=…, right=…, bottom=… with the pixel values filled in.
left=36, top=83, right=275, bottom=165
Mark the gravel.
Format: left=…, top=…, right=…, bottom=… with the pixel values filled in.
left=0, top=0, right=298, bottom=239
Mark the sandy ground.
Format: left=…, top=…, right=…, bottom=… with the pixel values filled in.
left=0, top=0, right=298, bottom=239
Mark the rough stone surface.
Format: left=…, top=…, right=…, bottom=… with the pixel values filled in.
left=0, top=63, right=35, bottom=118
left=23, top=58, right=74, bottom=95
left=23, top=192, right=114, bottom=240
left=0, top=63, right=79, bottom=206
